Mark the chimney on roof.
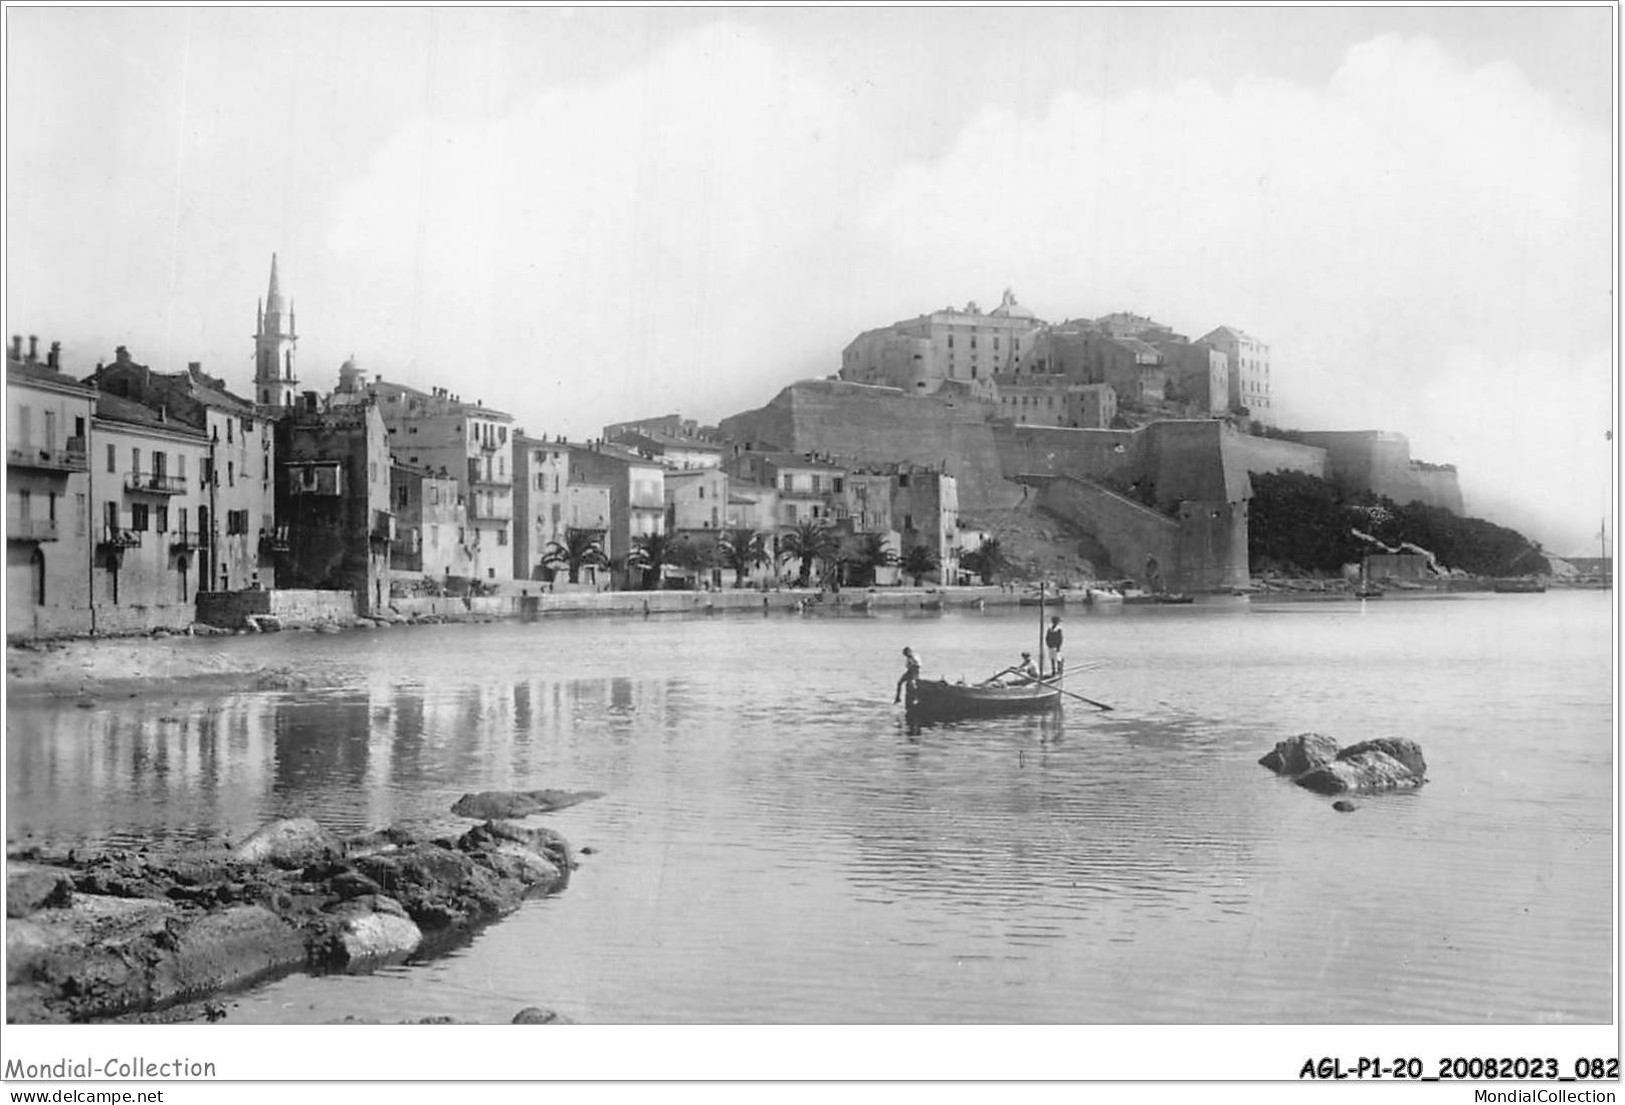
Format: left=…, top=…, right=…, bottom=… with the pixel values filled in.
left=114, top=346, right=130, bottom=365
left=9, top=336, right=20, bottom=361
left=188, top=361, right=201, bottom=376
left=48, top=341, right=60, bottom=370
left=28, top=336, right=39, bottom=363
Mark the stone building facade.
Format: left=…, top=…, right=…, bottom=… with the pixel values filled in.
left=87, top=349, right=277, bottom=594
left=7, top=338, right=96, bottom=638
left=89, top=393, right=212, bottom=633
left=1200, top=326, right=1272, bottom=422
left=274, top=399, right=393, bottom=614
left=840, top=289, right=1046, bottom=394
left=567, top=441, right=665, bottom=578
left=351, top=376, right=515, bottom=582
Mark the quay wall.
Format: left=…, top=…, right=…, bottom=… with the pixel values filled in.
left=197, top=589, right=357, bottom=629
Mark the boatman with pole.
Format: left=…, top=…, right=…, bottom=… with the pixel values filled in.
left=1045, top=616, right=1065, bottom=677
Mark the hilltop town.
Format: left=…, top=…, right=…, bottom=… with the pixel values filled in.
left=9, top=260, right=1512, bottom=639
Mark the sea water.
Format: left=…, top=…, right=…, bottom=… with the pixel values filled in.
left=5, top=591, right=1613, bottom=1024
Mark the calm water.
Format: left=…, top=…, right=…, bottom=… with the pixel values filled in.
left=6, top=592, right=1614, bottom=1024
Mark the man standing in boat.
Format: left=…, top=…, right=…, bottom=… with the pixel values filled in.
left=894, top=646, right=922, bottom=704
left=1045, top=616, right=1065, bottom=677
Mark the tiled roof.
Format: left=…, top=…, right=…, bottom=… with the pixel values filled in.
left=95, top=392, right=207, bottom=436
left=7, top=358, right=95, bottom=393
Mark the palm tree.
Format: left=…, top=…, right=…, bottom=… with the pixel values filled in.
left=853, top=532, right=897, bottom=586
left=628, top=531, right=676, bottom=590
left=961, top=536, right=1008, bottom=585
left=777, top=519, right=840, bottom=588
left=718, top=527, right=770, bottom=589
left=540, top=529, right=608, bottom=584
left=900, top=542, right=939, bottom=587
left=668, top=534, right=715, bottom=588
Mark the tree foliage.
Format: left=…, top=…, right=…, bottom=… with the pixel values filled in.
left=777, top=520, right=841, bottom=588
left=540, top=529, right=608, bottom=584
left=848, top=532, right=898, bottom=586
left=628, top=531, right=677, bottom=590
left=900, top=543, right=939, bottom=587
left=1247, top=470, right=1549, bottom=577
left=718, top=527, right=771, bottom=588
left=960, top=535, right=1009, bottom=584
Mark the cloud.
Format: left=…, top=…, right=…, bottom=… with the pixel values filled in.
left=321, top=22, right=884, bottom=427
left=862, top=34, right=1610, bottom=550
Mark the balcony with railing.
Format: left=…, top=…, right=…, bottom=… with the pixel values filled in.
left=258, top=526, right=291, bottom=554
left=8, top=437, right=88, bottom=473
left=8, top=517, right=60, bottom=542
left=171, top=528, right=202, bottom=551
left=124, top=470, right=187, bottom=495
left=100, top=525, right=142, bottom=548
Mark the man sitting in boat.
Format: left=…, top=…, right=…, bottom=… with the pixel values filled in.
left=894, top=647, right=922, bottom=704
left=988, top=651, right=1041, bottom=686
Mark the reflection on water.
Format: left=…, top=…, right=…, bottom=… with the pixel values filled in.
left=5, top=594, right=1614, bottom=1023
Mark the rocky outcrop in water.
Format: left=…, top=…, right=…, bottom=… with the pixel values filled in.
left=6, top=816, right=574, bottom=1024
left=1260, top=733, right=1427, bottom=795
left=450, top=789, right=605, bottom=820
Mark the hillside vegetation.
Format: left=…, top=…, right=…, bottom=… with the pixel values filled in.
left=1248, top=470, right=1547, bottom=577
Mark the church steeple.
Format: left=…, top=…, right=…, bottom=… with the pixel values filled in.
left=253, top=253, right=298, bottom=408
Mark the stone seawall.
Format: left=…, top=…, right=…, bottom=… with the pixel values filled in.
left=196, top=589, right=357, bottom=629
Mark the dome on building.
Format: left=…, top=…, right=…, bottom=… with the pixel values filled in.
left=336, top=355, right=364, bottom=394
left=990, top=287, right=1036, bottom=320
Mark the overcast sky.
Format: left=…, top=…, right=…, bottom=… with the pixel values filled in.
left=5, top=7, right=1614, bottom=555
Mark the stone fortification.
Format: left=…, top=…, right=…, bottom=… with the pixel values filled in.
left=995, top=424, right=1143, bottom=485
left=718, top=380, right=1020, bottom=512
left=1297, top=431, right=1464, bottom=514
left=1033, top=474, right=1249, bottom=591
left=1224, top=433, right=1327, bottom=481
left=994, top=421, right=1255, bottom=510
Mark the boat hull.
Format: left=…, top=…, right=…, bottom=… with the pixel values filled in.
left=905, top=679, right=1062, bottom=721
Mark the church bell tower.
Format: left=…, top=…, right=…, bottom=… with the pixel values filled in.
left=253, top=253, right=299, bottom=407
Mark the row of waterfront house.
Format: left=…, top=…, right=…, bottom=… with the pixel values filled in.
left=8, top=257, right=975, bottom=639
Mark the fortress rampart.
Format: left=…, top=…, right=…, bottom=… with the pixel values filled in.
left=717, top=384, right=1462, bottom=587
left=719, top=381, right=1020, bottom=511
left=1297, top=431, right=1464, bottom=513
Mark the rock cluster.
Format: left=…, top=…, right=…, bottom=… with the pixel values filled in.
left=1260, top=733, right=1428, bottom=795
left=450, top=789, right=604, bottom=820
left=7, top=816, right=573, bottom=1024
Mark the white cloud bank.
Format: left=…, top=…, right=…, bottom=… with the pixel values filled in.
left=860, top=35, right=1611, bottom=551
left=314, top=28, right=1608, bottom=551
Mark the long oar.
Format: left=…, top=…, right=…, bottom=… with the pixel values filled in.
left=1042, top=679, right=1114, bottom=711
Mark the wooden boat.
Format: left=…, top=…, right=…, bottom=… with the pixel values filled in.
left=905, top=677, right=1061, bottom=721
left=1491, top=577, right=1547, bottom=593
left=1019, top=591, right=1065, bottom=607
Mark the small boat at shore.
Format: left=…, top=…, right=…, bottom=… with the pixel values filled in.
left=905, top=677, right=1061, bottom=721
left=1491, top=577, right=1547, bottom=593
